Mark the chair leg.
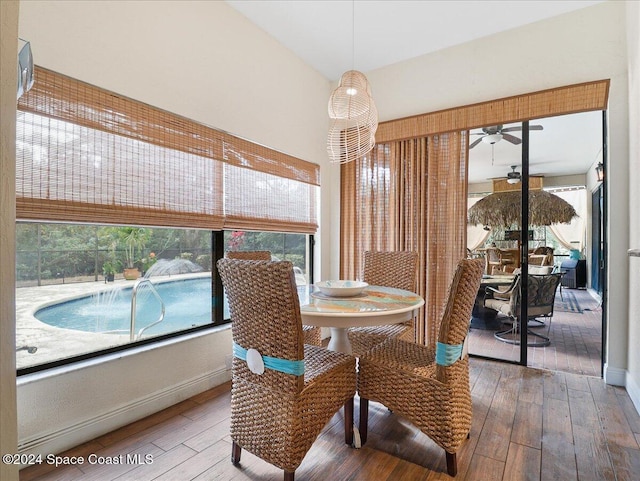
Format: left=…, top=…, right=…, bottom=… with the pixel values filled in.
left=344, top=397, right=354, bottom=445
left=446, top=451, right=457, bottom=477
left=231, top=440, right=241, bottom=465
left=359, top=397, right=369, bottom=445
left=284, top=471, right=295, bottom=481
left=495, top=319, right=550, bottom=347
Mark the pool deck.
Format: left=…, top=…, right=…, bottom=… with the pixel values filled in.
left=15, top=273, right=207, bottom=370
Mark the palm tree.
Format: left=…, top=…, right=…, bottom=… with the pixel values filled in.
left=121, top=227, right=150, bottom=269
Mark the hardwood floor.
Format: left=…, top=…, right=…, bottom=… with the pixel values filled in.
left=20, top=357, right=640, bottom=481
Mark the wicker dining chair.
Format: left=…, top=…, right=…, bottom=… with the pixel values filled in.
left=357, top=258, right=484, bottom=477
left=226, top=251, right=321, bottom=346
left=217, top=259, right=356, bottom=481
left=347, top=251, right=419, bottom=356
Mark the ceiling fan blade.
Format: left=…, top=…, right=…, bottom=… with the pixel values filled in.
left=502, top=133, right=522, bottom=145
left=469, top=137, right=484, bottom=149
left=501, top=124, right=544, bottom=133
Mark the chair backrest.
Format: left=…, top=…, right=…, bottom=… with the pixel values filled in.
left=533, top=246, right=554, bottom=256
left=509, top=273, right=562, bottom=319
left=436, top=258, right=484, bottom=381
left=217, top=258, right=304, bottom=393
left=362, top=251, right=418, bottom=292
left=532, top=246, right=554, bottom=265
left=226, top=250, right=271, bottom=261
left=486, top=247, right=502, bottom=263
left=529, top=265, right=553, bottom=275
left=528, top=254, right=546, bottom=266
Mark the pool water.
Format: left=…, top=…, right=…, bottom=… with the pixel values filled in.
left=35, top=277, right=213, bottom=337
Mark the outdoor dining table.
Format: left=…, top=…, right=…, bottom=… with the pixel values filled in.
left=297, top=284, right=425, bottom=354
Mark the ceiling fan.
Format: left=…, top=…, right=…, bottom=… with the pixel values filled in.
left=488, top=165, right=522, bottom=184
left=506, top=165, right=521, bottom=184
left=469, top=124, right=543, bottom=149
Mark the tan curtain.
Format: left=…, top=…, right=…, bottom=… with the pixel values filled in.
left=340, top=144, right=394, bottom=281
left=340, top=132, right=468, bottom=346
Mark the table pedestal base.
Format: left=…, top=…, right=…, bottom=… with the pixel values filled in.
left=327, top=328, right=352, bottom=354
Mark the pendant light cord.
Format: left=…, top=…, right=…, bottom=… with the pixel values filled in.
left=352, top=0, right=355, bottom=70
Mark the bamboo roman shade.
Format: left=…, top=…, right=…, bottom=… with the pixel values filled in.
left=375, top=80, right=609, bottom=142
left=222, top=134, right=319, bottom=233
left=16, top=67, right=318, bottom=233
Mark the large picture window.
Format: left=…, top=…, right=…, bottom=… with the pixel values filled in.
left=16, top=223, right=214, bottom=372
left=16, top=223, right=312, bottom=372
left=15, top=67, right=318, bottom=373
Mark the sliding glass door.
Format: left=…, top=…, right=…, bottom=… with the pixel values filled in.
left=467, top=112, right=605, bottom=372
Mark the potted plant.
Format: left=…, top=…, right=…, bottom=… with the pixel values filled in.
left=102, top=261, right=116, bottom=283
left=120, top=227, right=150, bottom=280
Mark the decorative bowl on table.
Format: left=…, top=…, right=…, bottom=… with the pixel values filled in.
left=314, top=280, right=369, bottom=297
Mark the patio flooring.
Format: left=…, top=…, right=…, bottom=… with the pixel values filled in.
left=468, top=287, right=603, bottom=377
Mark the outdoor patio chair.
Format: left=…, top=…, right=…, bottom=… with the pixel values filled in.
left=226, top=251, right=321, bottom=346
left=485, top=272, right=562, bottom=347
left=217, top=259, right=356, bottom=481
left=357, top=258, right=484, bottom=477
left=347, top=251, right=419, bottom=356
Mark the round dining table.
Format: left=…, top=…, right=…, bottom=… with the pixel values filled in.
left=298, top=285, right=425, bottom=354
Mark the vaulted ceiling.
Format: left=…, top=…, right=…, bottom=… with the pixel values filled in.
left=225, top=1, right=605, bottom=184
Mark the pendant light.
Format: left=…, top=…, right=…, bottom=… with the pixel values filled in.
left=327, top=2, right=378, bottom=164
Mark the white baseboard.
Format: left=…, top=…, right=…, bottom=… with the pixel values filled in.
left=18, top=367, right=231, bottom=458
left=626, top=372, right=640, bottom=416
left=603, top=363, right=626, bottom=386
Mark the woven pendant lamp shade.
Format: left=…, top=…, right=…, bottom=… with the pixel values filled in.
left=327, top=70, right=378, bottom=164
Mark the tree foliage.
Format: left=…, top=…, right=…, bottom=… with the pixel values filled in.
left=16, top=224, right=308, bottom=283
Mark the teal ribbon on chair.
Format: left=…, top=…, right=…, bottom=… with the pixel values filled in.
left=233, top=342, right=305, bottom=376
left=435, top=342, right=464, bottom=367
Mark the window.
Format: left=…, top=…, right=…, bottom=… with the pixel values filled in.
left=15, top=67, right=319, bottom=373
left=222, top=230, right=312, bottom=319
left=16, top=223, right=214, bottom=372
left=224, top=231, right=310, bottom=284
left=16, top=224, right=313, bottom=372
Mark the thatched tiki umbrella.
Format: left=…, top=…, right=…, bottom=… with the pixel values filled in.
left=468, top=190, right=577, bottom=228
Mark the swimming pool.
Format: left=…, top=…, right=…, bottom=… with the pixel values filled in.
left=34, top=276, right=213, bottom=337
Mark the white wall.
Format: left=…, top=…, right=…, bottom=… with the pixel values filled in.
left=16, top=0, right=333, bottom=458
left=363, top=1, right=629, bottom=385
left=624, top=0, right=640, bottom=412
left=1, top=2, right=19, bottom=480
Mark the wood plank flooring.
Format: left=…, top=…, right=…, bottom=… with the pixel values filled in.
left=20, top=358, right=640, bottom=481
